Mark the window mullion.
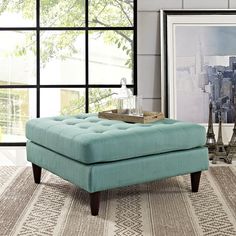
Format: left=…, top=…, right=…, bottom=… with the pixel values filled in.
left=85, top=0, right=89, bottom=113
left=36, top=0, right=40, bottom=117
left=133, top=0, right=137, bottom=95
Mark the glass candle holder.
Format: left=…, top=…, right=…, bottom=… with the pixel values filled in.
left=135, top=95, right=143, bottom=116
left=130, top=95, right=143, bottom=116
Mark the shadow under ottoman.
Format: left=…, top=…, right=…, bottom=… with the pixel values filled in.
left=26, top=114, right=209, bottom=216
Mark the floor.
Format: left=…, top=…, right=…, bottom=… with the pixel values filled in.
left=0, top=147, right=29, bottom=166
left=0, top=147, right=235, bottom=166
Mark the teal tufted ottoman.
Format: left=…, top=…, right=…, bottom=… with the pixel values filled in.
left=26, top=113, right=209, bottom=215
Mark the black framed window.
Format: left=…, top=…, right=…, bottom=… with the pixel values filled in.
left=0, top=0, right=137, bottom=146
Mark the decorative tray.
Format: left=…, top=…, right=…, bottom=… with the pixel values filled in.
left=98, top=109, right=165, bottom=124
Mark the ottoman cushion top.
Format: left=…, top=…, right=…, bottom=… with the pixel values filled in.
left=26, top=114, right=206, bottom=164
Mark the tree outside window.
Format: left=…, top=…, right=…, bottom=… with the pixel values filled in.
left=0, top=0, right=136, bottom=144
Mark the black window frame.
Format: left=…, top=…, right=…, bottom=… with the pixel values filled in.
left=0, top=0, right=137, bottom=146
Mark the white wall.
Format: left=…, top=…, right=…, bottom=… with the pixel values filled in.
left=138, top=0, right=232, bottom=111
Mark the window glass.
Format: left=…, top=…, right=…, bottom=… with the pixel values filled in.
left=89, top=88, right=133, bottom=112
left=0, top=89, right=36, bottom=142
left=89, top=0, right=133, bottom=27
left=40, top=0, right=85, bottom=27
left=0, top=0, right=35, bottom=27
left=0, top=0, right=136, bottom=144
left=40, top=31, right=86, bottom=85
left=40, top=88, right=85, bottom=116
left=89, top=88, right=118, bottom=112
left=89, top=31, right=133, bottom=84
left=0, top=31, right=36, bottom=85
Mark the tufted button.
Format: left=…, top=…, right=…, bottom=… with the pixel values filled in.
left=75, top=115, right=87, bottom=120
left=138, top=124, right=152, bottom=128
left=94, top=130, right=104, bottom=133
left=101, top=123, right=112, bottom=126
left=65, top=122, right=77, bottom=125
left=117, top=127, right=128, bottom=130
left=53, top=117, right=64, bottom=121
left=89, top=120, right=99, bottom=123
left=78, top=126, right=90, bottom=129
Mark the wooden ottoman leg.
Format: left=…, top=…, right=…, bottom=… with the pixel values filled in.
left=90, top=192, right=100, bottom=216
left=32, top=163, right=42, bottom=184
left=190, top=171, right=201, bottom=192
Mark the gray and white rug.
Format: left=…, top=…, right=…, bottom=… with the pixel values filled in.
left=0, top=166, right=236, bottom=236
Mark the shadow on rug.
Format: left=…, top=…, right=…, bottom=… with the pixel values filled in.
left=0, top=166, right=236, bottom=236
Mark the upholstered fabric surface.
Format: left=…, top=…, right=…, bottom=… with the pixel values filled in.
left=26, top=114, right=206, bottom=164
left=26, top=141, right=208, bottom=192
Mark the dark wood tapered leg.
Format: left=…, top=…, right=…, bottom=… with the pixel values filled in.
left=190, top=171, right=201, bottom=192
left=32, top=163, right=42, bottom=184
left=90, top=192, right=100, bottom=216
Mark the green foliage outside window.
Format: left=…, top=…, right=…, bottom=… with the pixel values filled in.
left=1, top=0, right=134, bottom=112
left=1, top=0, right=133, bottom=68
left=0, top=0, right=135, bottom=141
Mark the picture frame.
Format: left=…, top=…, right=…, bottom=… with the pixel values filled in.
left=161, top=9, right=236, bottom=142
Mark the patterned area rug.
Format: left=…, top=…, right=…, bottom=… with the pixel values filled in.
left=0, top=166, right=236, bottom=236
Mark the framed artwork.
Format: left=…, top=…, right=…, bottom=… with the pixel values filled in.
left=161, top=10, right=236, bottom=141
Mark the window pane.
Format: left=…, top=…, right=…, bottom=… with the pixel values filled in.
left=89, top=88, right=125, bottom=112
left=89, top=0, right=133, bottom=27
left=0, top=31, right=36, bottom=85
left=40, top=0, right=85, bottom=27
left=89, top=31, right=133, bottom=84
left=40, top=88, right=85, bottom=116
left=0, top=0, right=35, bottom=27
left=40, top=31, right=85, bottom=85
left=0, top=89, right=36, bottom=142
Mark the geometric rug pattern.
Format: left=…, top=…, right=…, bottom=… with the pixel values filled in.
left=0, top=166, right=236, bottom=236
